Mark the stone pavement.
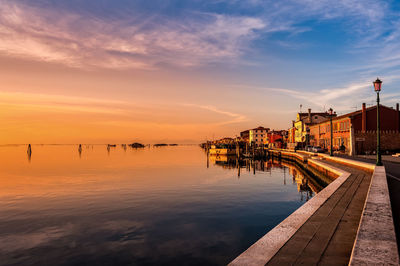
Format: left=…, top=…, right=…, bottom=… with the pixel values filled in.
left=337, top=154, right=400, bottom=256
left=266, top=161, right=372, bottom=265
left=356, top=154, right=400, bottom=163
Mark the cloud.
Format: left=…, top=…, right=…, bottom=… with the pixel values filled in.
left=0, top=91, right=129, bottom=115
left=263, top=80, right=372, bottom=113
left=220, top=0, right=387, bottom=29
left=293, top=0, right=386, bottom=22
left=0, top=1, right=265, bottom=69
left=0, top=91, right=247, bottom=132
left=182, top=103, right=247, bottom=125
left=0, top=0, right=394, bottom=72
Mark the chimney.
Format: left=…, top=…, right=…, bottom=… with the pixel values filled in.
left=308, top=108, right=312, bottom=123
left=362, top=103, right=366, bottom=132
left=397, top=103, right=400, bottom=132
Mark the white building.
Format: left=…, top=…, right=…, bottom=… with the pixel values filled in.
left=249, top=126, right=270, bottom=146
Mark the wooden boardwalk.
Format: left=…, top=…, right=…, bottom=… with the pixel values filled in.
left=266, top=161, right=372, bottom=265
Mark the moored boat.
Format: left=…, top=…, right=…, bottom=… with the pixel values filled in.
left=208, top=144, right=236, bottom=155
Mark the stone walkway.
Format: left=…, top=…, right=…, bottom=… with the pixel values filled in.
left=337, top=154, right=400, bottom=256
left=266, top=161, right=372, bottom=265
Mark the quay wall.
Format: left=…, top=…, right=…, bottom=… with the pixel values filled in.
left=230, top=152, right=350, bottom=266
left=230, top=150, right=399, bottom=266
left=267, top=149, right=307, bottom=163
left=319, top=155, right=399, bottom=264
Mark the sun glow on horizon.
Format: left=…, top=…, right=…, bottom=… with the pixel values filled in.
left=1, top=0, right=400, bottom=143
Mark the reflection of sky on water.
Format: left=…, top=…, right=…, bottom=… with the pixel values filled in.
left=0, top=145, right=328, bottom=265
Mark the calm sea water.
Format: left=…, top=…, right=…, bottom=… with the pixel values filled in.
left=0, top=145, right=325, bottom=266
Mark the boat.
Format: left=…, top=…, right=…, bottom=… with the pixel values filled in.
left=208, top=144, right=236, bottom=155
left=129, top=143, right=145, bottom=148
left=154, top=143, right=168, bottom=147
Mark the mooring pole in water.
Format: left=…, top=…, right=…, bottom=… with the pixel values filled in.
left=27, top=144, right=32, bottom=162
left=284, top=167, right=286, bottom=185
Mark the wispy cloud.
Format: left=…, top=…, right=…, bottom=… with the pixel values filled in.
left=0, top=1, right=265, bottom=69
left=0, top=91, right=129, bottom=115
left=0, top=0, right=395, bottom=72
left=0, top=91, right=247, bottom=129
left=182, top=103, right=247, bottom=125
left=261, top=80, right=373, bottom=112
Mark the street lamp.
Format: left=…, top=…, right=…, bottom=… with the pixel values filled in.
left=329, top=108, right=334, bottom=156
left=374, top=78, right=383, bottom=166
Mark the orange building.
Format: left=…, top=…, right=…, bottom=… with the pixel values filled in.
left=309, top=103, right=400, bottom=155
left=263, top=130, right=285, bottom=148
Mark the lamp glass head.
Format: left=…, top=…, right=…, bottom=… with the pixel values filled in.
left=373, top=78, right=382, bottom=92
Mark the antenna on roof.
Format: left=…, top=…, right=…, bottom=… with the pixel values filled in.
left=300, top=104, right=302, bottom=113
left=352, top=105, right=357, bottom=111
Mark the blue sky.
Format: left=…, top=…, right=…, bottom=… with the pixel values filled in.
left=1, top=0, right=400, bottom=143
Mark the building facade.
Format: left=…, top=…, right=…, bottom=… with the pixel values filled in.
left=249, top=126, right=270, bottom=146
left=263, top=130, right=284, bottom=148
left=240, top=130, right=249, bottom=142
left=309, top=103, right=400, bottom=155
left=293, top=108, right=332, bottom=146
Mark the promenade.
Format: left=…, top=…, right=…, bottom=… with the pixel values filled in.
left=337, top=154, right=400, bottom=256
left=267, top=161, right=371, bottom=265
left=230, top=151, right=399, bottom=266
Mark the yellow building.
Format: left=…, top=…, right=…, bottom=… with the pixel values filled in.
left=293, top=109, right=332, bottom=145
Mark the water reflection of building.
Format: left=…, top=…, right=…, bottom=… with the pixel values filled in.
left=279, top=160, right=325, bottom=193
left=279, top=161, right=314, bottom=201
left=209, top=156, right=329, bottom=202
left=208, top=154, right=238, bottom=168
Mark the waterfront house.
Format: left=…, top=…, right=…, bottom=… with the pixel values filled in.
left=249, top=126, right=270, bottom=147
left=287, top=122, right=296, bottom=149
left=309, top=103, right=400, bottom=155
left=240, top=130, right=250, bottom=143
left=293, top=109, right=333, bottom=147
left=263, top=130, right=285, bottom=148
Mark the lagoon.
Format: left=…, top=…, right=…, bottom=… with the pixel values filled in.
left=0, top=145, right=328, bottom=265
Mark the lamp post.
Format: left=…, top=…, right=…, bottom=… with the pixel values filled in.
left=329, top=108, right=334, bottom=156
left=374, top=78, right=383, bottom=166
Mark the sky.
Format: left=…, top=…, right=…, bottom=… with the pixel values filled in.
left=1, top=0, right=400, bottom=144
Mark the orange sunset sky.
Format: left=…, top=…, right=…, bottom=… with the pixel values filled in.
left=1, top=0, right=400, bottom=144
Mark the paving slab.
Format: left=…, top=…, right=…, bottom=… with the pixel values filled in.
left=266, top=162, right=372, bottom=266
